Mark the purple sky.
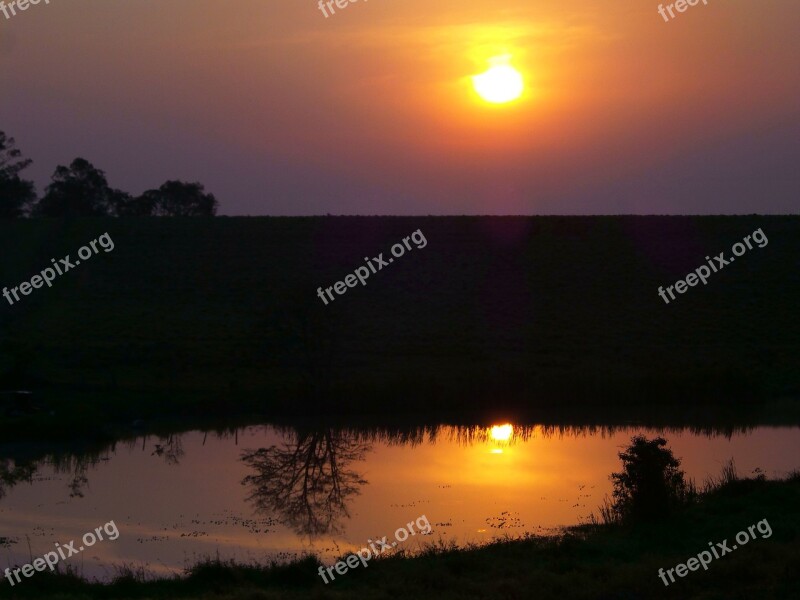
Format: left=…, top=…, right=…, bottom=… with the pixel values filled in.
left=1, top=0, right=798, bottom=215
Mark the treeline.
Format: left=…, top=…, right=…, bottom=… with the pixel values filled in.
left=0, top=131, right=218, bottom=218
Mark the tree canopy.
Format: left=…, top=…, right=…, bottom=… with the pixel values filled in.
left=133, top=181, right=218, bottom=217
left=0, top=130, right=221, bottom=218
left=33, top=158, right=122, bottom=217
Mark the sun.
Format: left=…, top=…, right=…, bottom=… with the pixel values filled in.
left=489, top=424, right=514, bottom=442
left=472, top=57, right=524, bottom=104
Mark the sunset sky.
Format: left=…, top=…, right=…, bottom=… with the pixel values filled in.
left=1, top=0, right=798, bottom=215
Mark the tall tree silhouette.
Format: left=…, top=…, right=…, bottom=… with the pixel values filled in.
left=0, top=131, right=36, bottom=218
left=33, top=158, right=123, bottom=217
left=241, top=429, right=370, bottom=537
left=141, top=180, right=218, bottom=216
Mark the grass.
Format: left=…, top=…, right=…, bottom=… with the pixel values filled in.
left=3, top=471, right=799, bottom=599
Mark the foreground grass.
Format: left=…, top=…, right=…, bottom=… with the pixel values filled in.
left=5, top=474, right=799, bottom=600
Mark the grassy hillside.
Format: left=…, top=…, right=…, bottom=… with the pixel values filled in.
left=0, top=216, right=798, bottom=420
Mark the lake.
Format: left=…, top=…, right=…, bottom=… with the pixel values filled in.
left=1, top=423, right=798, bottom=581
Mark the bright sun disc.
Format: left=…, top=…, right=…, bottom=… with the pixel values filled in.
left=472, top=64, right=524, bottom=104
left=490, top=424, right=514, bottom=441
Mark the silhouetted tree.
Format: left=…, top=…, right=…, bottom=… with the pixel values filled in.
left=0, top=131, right=36, bottom=218
left=0, top=132, right=32, bottom=178
left=0, top=177, right=36, bottom=219
left=143, top=180, right=218, bottom=216
left=608, top=436, right=694, bottom=523
left=5, top=144, right=220, bottom=217
left=116, top=190, right=157, bottom=216
left=241, top=429, right=369, bottom=537
left=32, top=158, right=122, bottom=217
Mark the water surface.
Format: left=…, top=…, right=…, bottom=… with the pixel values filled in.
left=1, top=424, right=797, bottom=580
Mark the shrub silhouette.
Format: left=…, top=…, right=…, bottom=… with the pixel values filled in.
left=608, top=435, right=693, bottom=523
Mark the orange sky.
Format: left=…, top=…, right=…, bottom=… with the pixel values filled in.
left=1, top=0, right=798, bottom=214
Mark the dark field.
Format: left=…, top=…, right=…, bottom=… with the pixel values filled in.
left=1, top=216, right=799, bottom=430
left=1, top=215, right=799, bottom=600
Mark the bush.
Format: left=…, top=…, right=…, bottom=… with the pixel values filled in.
left=608, top=435, right=694, bottom=523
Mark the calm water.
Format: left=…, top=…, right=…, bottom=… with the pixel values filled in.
left=1, top=424, right=798, bottom=580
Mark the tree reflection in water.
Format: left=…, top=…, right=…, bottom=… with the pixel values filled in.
left=241, top=429, right=370, bottom=537
left=0, top=458, right=36, bottom=501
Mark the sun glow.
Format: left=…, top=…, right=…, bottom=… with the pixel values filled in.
left=490, top=424, right=514, bottom=442
left=472, top=57, right=524, bottom=104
